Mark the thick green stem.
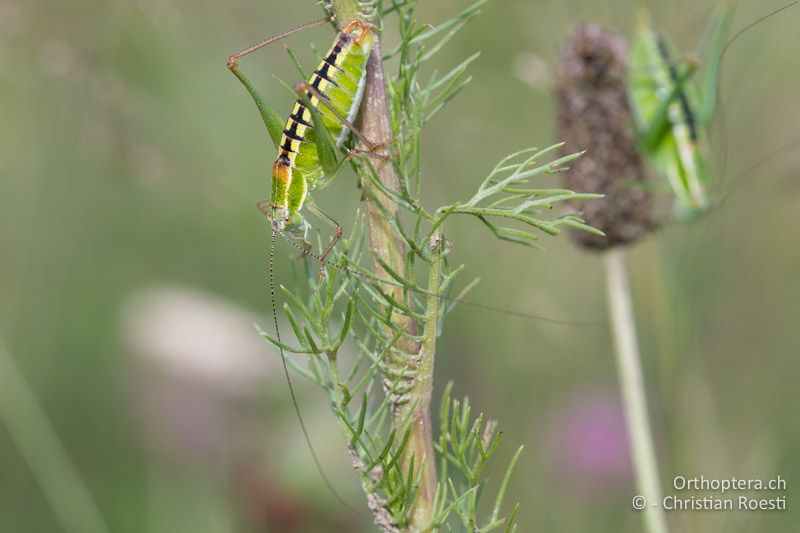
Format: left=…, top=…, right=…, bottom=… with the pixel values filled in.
left=401, top=239, right=443, bottom=530
left=346, top=12, right=436, bottom=533
left=604, top=250, right=669, bottom=533
left=356, top=40, right=436, bottom=530
left=329, top=1, right=438, bottom=528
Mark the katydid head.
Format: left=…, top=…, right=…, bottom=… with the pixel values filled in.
left=285, top=211, right=309, bottom=237
left=270, top=206, right=290, bottom=232
left=266, top=202, right=307, bottom=236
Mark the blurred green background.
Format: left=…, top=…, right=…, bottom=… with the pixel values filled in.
left=1, top=0, right=798, bottom=531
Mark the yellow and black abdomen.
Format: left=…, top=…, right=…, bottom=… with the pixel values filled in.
left=270, top=21, right=374, bottom=217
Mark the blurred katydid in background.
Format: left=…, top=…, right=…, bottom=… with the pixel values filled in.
left=628, top=2, right=796, bottom=221
left=628, top=4, right=734, bottom=220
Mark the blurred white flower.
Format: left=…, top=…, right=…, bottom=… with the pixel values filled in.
left=123, top=287, right=273, bottom=396
left=512, top=51, right=553, bottom=92
left=122, top=286, right=281, bottom=460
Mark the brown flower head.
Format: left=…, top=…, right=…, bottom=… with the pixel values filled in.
left=556, top=23, right=657, bottom=250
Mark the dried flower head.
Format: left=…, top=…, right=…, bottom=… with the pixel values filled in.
left=556, top=23, right=657, bottom=250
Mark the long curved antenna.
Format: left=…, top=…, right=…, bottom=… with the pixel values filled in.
left=721, top=2, right=797, bottom=57
left=714, top=2, right=797, bottom=189
left=274, top=227, right=604, bottom=327
left=268, top=230, right=362, bottom=515
left=715, top=134, right=800, bottom=209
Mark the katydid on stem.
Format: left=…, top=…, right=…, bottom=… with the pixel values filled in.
left=228, top=16, right=383, bottom=514
left=228, top=17, right=382, bottom=266
left=227, top=19, right=601, bottom=329
left=226, top=13, right=602, bottom=513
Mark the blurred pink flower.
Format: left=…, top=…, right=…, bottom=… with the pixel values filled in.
left=543, top=387, right=632, bottom=494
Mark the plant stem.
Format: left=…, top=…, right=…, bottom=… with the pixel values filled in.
left=604, top=250, right=669, bottom=533
left=327, top=0, right=438, bottom=527
left=0, top=339, right=110, bottom=533
left=350, top=12, right=439, bottom=531
left=356, top=38, right=436, bottom=531
left=404, top=238, right=443, bottom=530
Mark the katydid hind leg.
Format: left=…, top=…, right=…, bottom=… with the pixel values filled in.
left=293, top=84, right=387, bottom=191
left=227, top=17, right=333, bottom=148
left=230, top=68, right=285, bottom=148
left=347, top=145, right=389, bottom=162
left=227, top=17, right=332, bottom=69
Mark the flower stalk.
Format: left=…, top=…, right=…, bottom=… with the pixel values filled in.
left=605, top=250, right=668, bottom=533
left=556, top=25, right=668, bottom=533
left=330, top=0, right=438, bottom=526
